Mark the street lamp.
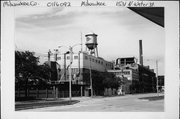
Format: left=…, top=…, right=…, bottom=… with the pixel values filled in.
left=58, top=44, right=81, bottom=101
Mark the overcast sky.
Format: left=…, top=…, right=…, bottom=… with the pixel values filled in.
left=15, top=7, right=165, bottom=75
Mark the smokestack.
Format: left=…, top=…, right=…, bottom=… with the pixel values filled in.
left=139, top=40, right=143, bottom=66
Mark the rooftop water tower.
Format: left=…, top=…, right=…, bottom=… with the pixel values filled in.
left=85, top=33, right=99, bottom=57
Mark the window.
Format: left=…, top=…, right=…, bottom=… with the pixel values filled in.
left=74, top=56, right=78, bottom=59
left=57, top=57, right=61, bottom=60
left=92, top=59, right=94, bottom=62
left=123, top=71, right=130, bottom=75
left=67, top=56, right=70, bottom=60
left=85, top=56, right=88, bottom=60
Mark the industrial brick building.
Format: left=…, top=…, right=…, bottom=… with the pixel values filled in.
left=107, top=40, right=157, bottom=94
left=108, top=57, right=138, bottom=93
left=108, top=57, right=156, bottom=94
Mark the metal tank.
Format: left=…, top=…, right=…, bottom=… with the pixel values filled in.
left=85, top=33, right=98, bottom=50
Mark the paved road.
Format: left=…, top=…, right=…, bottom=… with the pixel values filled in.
left=20, top=93, right=164, bottom=112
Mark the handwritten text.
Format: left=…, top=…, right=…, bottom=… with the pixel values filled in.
left=3, top=1, right=38, bottom=7
left=81, top=0, right=106, bottom=6
left=116, top=1, right=155, bottom=7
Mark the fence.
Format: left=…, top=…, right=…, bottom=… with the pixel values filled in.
left=15, top=89, right=81, bottom=99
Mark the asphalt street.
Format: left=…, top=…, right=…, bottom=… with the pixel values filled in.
left=19, top=93, right=164, bottom=112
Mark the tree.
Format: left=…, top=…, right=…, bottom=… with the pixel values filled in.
left=102, top=72, right=119, bottom=90
left=15, top=51, right=39, bottom=97
left=33, top=63, right=51, bottom=87
left=15, top=50, right=51, bottom=97
left=91, top=71, right=120, bottom=95
left=92, top=71, right=104, bottom=95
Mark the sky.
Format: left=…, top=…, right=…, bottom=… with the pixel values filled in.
left=15, top=7, right=165, bottom=75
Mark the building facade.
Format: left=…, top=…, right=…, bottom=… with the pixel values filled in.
left=49, top=51, right=113, bottom=96
left=108, top=69, right=139, bottom=94
left=138, top=65, right=156, bottom=93
left=158, top=75, right=164, bottom=92
left=108, top=57, right=156, bottom=94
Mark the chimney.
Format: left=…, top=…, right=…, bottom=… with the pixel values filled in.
left=139, top=40, right=143, bottom=66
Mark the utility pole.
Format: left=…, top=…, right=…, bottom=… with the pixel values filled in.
left=81, top=32, right=83, bottom=52
left=89, top=54, right=93, bottom=97
left=54, top=49, right=59, bottom=99
left=69, top=46, right=73, bottom=101
left=145, top=59, right=160, bottom=96
left=156, top=60, right=159, bottom=96
left=58, top=44, right=81, bottom=101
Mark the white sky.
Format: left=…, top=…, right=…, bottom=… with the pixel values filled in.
left=15, top=7, right=165, bottom=75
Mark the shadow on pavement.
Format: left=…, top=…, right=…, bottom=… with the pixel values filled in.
left=139, top=95, right=164, bottom=101
left=15, top=99, right=80, bottom=111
